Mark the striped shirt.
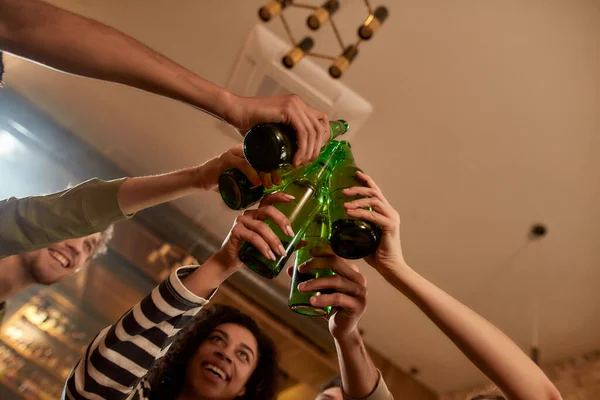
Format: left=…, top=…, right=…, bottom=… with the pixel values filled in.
left=62, top=266, right=210, bottom=400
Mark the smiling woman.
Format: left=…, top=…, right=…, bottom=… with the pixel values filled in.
left=147, top=304, right=278, bottom=400
left=62, top=267, right=280, bottom=400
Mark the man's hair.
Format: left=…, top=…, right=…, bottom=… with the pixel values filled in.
left=92, top=224, right=114, bottom=259
left=319, top=376, right=342, bottom=393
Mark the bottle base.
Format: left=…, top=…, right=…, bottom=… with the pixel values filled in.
left=239, top=242, right=294, bottom=279
left=331, top=219, right=382, bottom=259
left=290, top=304, right=331, bottom=316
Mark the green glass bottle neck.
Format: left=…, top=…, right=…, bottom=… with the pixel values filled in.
left=297, top=141, right=341, bottom=185
left=329, top=120, right=349, bottom=140
left=334, top=140, right=356, bottom=165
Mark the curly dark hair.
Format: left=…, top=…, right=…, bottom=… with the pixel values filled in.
left=147, top=304, right=279, bottom=400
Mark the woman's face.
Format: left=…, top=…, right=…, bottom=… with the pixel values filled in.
left=185, top=323, right=259, bottom=399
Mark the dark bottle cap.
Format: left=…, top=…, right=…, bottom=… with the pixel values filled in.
left=331, top=219, right=382, bottom=259
left=243, top=123, right=297, bottom=172
left=219, top=169, right=265, bottom=210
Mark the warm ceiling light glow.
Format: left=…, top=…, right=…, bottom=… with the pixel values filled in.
left=0, top=130, right=18, bottom=155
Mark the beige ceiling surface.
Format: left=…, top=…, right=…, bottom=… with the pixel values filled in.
left=4, top=0, right=600, bottom=394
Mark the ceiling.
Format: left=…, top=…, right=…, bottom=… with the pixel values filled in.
left=4, top=0, right=600, bottom=394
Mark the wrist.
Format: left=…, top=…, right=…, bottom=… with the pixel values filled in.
left=215, top=89, right=239, bottom=125
left=192, top=162, right=213, bottom=191
left=210, top=249, right=244, bottom=275
left=333, top=327, right=362, bottom=346
left=378, top=259, right=411, bottom=280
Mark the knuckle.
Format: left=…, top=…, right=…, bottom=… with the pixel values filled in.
left=332, top=293, right=343, bottom=303
left=361, top=275, right=368, bottom=287
left=231, top=224, right=243, bottom=236
left=357, top=283, right=367, bottom=298
left=258, top=205, right=275, bottom=217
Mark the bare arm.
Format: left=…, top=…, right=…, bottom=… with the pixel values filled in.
left=0, top=0, right=229, bottom=120
left=0, top=0, right=330, bottom=166
left=334, top=331, right=382, bottom=399
left=344, top=172, right=561, bottom=400
left=293, top=249, right=391, bottom=399
left=383, top=264, right=560, bottom=400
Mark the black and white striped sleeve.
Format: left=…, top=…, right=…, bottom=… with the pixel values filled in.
left=63, top=266, right=212, bottom=400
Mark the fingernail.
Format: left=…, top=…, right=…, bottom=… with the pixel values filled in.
left=298, top=282, right=307, bottom=290
left=278, top=244, right=286, bottom=256
left=268, top=250, right=276, bottom=261
left=284, top=194, right=295, bottom=200
left=310, top=296, right=318, bottom=305
left=286, top=225, right=295, bottom=237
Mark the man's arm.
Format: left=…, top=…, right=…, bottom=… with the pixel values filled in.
left=345, top=172, right=562, bottom=400
left=0, top=145, right=262, bottom=258
left=0, top=0, right=330, bottom=166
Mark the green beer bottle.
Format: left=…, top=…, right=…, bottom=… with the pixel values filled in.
left=288, top=211, right=335, bottom=316
left=218, top=166, right=308, bottom=210
left=238, top=141, right=342, bottom=279
left=328, top=141, right=382, bottom=259
left=243, top=119, right=349, bottom=172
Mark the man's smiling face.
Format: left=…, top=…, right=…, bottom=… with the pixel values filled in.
left=20, top=233, right=102, bottom=285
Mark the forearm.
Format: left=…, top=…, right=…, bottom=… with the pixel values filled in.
left=0, top=0, right=233, bottom=120
left=382, top=263, right=560, bottom=400
left=181, top=253, right=239, bottom=299
left=117, top=166, right=202, bottom=215
left=335, top=329, right=379, bottom=399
